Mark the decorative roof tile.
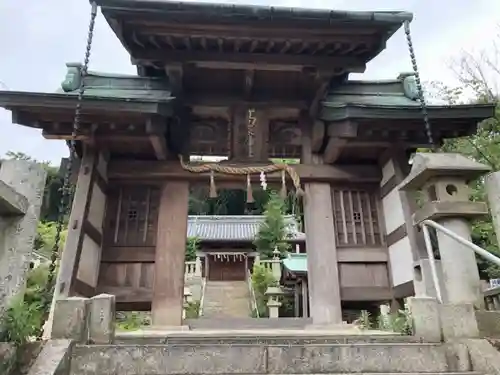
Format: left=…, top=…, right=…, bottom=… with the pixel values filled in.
left=187, top=215, right=305, bottom=242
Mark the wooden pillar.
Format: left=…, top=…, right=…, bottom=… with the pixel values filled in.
left=301, top=279, right=309, bottom=318
left=151, top=181, right=189, bottom=326
left=294, top=282, right=300, bottom=317
left=304, top=183, right=342, bottom=325
left=56, top=145, right=98, bottom=298
left=252, top=109, right=269, bottom=161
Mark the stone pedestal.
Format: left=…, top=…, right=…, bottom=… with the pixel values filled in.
left=437, top=218, right=483, bottom=306
left=439, top=303, right=480, bottom=339
left=265, top=286, right=283, bottom=318
left=51, top=297, right=90, bottom=343
left=486, top=171, right=500, bottom=248
left=407, top=297, right=441, bottom=342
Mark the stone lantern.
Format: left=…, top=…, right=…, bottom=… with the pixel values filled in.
left=399, top=153, right=490, bottom=308
left=265, top=286, right=284, bottom=318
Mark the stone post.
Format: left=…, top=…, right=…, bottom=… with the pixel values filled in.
left=0, top=160, right=46, bottom=318
left=485, top=171, right=500, bottom=248
left=183, top=287, right=192, bottom=319
left=270, top=248, right=282, bottom=281
left=265, top=286, right=283, bottom=318
left=195, top=256, right=202, bottom=277
left=88, top=294, right=116, bottom=344
left=399, top=153, right=490, bottom=308
left=254, top=253, right=260, bottom=266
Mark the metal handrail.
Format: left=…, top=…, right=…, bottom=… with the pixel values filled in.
left=420, top=219, right=500, bottom=303
left=247, top=269, right=259, bottom=318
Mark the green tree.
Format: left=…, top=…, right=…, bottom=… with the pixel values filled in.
left=253, top=192, right=291, bottom=258
left=185, top=237, right=199, bottom=261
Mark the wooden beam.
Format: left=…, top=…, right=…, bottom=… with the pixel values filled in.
left=134, top=50, right=366, bottom=72
left=309, top=78, right=330, bottom=118
left=56, top=145, right=97, bottom=297
left=311, top=120, right=325, bottom=152
left=186, top=94, right=308, bottom=110
left=327, top=120, right=358, bottom=137
left=107, top=160, right=381, bottom=183
left=323, top=137, right=347, bottom=164
left=243, top=70, right=254, bottom=99
left=164, top=64, right=183, bottom=94
left=146, top=117, right=169, bottom=160
left=118, top=17, right=383, bottom=43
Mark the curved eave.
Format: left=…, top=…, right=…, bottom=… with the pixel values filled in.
left=320, top=102, right=495, bottom=123
left=96, top=0, right=413, bottom=24
left=0, top=91, right=173, bottom=128
left=96, top=0, right=412, bottom=70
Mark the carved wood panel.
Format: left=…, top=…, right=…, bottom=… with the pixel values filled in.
left=268, top=121, right=302, bottom=158
left=189, top=119, right=229, bottom=156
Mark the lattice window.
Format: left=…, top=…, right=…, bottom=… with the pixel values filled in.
left=105, top=186, right=160, bottom=247
left=331, top=188, right=383, bottom=247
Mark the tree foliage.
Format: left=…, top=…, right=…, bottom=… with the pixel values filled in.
left=185, top=237, right=199, bottom=262
left=253, top=192, right=291, bottom=258
left=426, top=33, right=500, bottom=279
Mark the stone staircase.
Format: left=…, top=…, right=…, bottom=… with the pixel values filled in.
left=69, top=332, right=488, bottom=375
left=201, top=281, right=251, bottom=318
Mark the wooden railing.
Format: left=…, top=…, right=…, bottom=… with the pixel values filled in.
left=484, top=286, right=500, bottom=310
left=259, top=259, right=273, bottom=272
left=185, top=256, right=202, bottom=279
left=185, top=261, right=197, bottom=278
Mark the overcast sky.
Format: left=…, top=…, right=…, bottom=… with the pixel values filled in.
left=1, top=0, right=499, bottom=165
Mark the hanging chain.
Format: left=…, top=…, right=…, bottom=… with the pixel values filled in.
left=404, top=20, right=436, bottom=150
left=38, top=2, right=98, bottom=337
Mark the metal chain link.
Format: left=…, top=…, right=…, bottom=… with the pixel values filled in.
left=38, top=2, right=98, bottom=337
left=404, top=20, right=435, bottom=150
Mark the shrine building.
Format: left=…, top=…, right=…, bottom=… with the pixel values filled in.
left=0, top=1, right=495, bottom=326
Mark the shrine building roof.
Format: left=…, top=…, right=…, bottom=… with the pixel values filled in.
left=95, top=0, right=413, bottom=77
left=187, top=215, right=305, bottom=242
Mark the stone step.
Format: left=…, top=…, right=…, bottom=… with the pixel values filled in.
left=186, top=317, right=311, bottom=330
left=71, top=342, right=456, bottom=375
left=114, top=331, right=424, bottom=345
left=202, top=281, right=251, bottom=318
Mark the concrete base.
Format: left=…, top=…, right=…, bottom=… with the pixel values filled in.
left=439, top=303, right=479, bottom=339
left=408, top=297, right=441, bottom=343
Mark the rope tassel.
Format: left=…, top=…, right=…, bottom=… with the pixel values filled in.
left=209, top=170, right=217, bottom=198
left=246, top=174, right=254, bottom=203
left=280, top=169, right=287, bottom=199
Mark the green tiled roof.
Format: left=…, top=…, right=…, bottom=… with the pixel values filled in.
left=57, top=62, right=173, bottom=102
left=187, top=215, right=305, bottom=242
left=283, top=253, right=308, bottom=273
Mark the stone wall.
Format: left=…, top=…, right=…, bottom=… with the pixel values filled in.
left=0, top=160, right=46, bottom=318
